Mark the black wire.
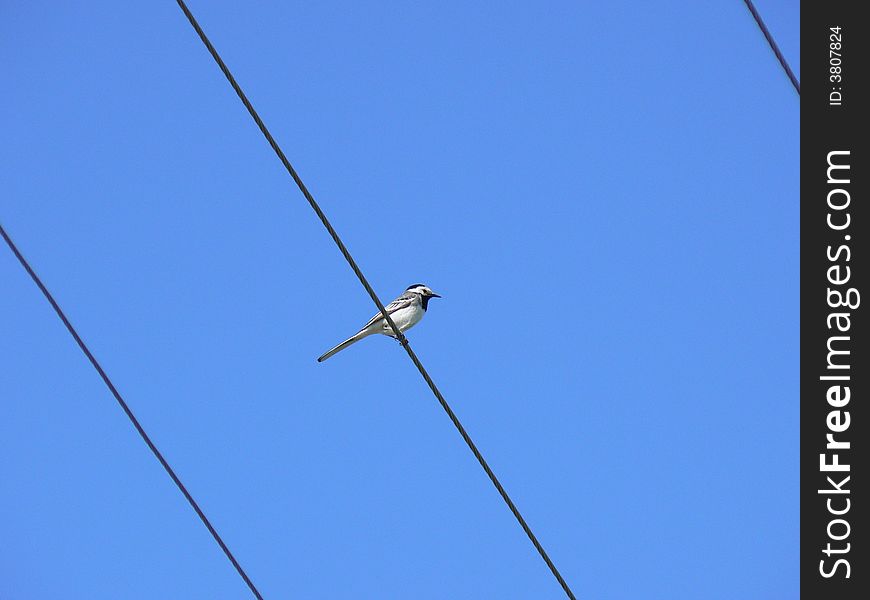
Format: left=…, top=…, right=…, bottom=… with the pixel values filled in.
left=173, top=1, right=577, bottom=598
left=0, top=223, right=265, bottom=600
left=742, top=0, right=800, bottom=94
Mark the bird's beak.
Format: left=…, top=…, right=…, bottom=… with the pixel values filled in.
left=430, top=291, right=442, bottom=298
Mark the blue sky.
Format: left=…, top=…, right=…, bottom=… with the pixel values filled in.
left=1, top=2, right=798, bottom=599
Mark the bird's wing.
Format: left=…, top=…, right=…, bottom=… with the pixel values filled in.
left=360, top=294, right=416, bottom=330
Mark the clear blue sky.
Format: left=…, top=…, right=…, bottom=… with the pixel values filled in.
left=1, top=2, right=798, bottom=598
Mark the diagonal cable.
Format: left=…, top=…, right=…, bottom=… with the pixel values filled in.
left=742, top=0, right=800, bottom=94
left=174, top=1, right=576, bottom=598
left=1, top=223, right=265, bottom=600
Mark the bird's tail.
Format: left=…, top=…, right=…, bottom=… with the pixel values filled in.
left=317, top=330, right=372, bottom=362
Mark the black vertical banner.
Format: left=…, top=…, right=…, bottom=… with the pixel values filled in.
left=801, top=2, right=867, bottom=598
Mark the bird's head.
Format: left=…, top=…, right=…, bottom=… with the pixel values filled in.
left=406, top=283, right=441, bottom=299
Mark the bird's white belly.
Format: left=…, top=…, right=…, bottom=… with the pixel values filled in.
left=381, top=305, right=423, bottom=335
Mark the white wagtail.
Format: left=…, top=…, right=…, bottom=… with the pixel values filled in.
left=317, top=284, right=441, bottom=362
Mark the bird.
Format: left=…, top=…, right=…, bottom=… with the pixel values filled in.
left=317, top=283, right=441, bottom=362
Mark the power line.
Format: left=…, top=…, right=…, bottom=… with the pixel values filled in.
left=742, top=0, right=800, bottom=94
left=173, top=1, right=577, bottom=598
left=0, top=223, right=265, bottom=600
